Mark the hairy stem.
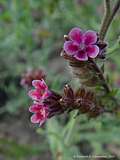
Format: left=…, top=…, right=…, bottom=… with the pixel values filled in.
left=95, top=0, right=120, bottom=98
left=64, top=111, right=78, bottom=146
left=89, top=59, right=111, bottom=93
left=99, top=0, right=111, bottom=40
left=99, top=0, right=120, bottom=41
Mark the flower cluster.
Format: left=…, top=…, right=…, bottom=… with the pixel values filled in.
left=28, top=80, right=63, bottom=126
left=28, top=80, right=104, bottom=126
left=28, top=80, right=49, bottom=126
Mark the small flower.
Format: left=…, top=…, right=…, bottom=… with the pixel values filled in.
left=29, top=103, right=48, bottom=126
left=63, top=27, right=99, bottom=61
left=28, top=80, right=50, bottom=102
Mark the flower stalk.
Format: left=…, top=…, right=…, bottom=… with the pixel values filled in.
left=93, top=0, right=120, bottom=96
left=99, top=0, right=120, bottom=41
left=89, top=59, right=111, bottom=93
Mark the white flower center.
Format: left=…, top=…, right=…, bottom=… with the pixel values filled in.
left=79, top=43, right=85, bottom=50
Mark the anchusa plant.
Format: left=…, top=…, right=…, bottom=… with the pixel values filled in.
left=27, top=0, right=120, bottom=126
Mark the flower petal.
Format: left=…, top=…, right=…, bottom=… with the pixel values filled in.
left=86, top=45, right=99, bottom=58
left=83, top=30, right=97, bottom=45
left=74, top=50, right=88, bottom=61
left=32, top=79, right=48, bottom=90
left=29, top=104, right=43, bottom=113
left=42, top=90, right=51, bottom=99
left=28, top=89, right=42, bottom=100
left=31, top=113, right=41, bottom=123
left=68, top=27, right=83, bottom=43
left=64, top=41, right=79, bottom=55
left=31, top=108, right=47, bottom=124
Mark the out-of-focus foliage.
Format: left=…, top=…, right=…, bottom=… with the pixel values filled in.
left=0, top=0, right=120, bottom=160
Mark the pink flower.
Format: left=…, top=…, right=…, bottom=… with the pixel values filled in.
left=28, top=80, right=50, bottom=102
left=29, top=103, right=48, bottom=126
left=64, top=27, right=99, bottom=61
left=28, top=80, right=50, bottom=126
left=28, top=79, right=64, bottom=126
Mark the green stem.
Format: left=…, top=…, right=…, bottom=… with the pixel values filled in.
left=99, top=0, right=120, bottom=41
left=99, top=0, right=111, bottom=40
left=64, top=111, right=77, bottom=146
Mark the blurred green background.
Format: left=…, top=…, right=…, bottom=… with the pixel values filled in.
left=0, top=0, right=120, bottom=160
